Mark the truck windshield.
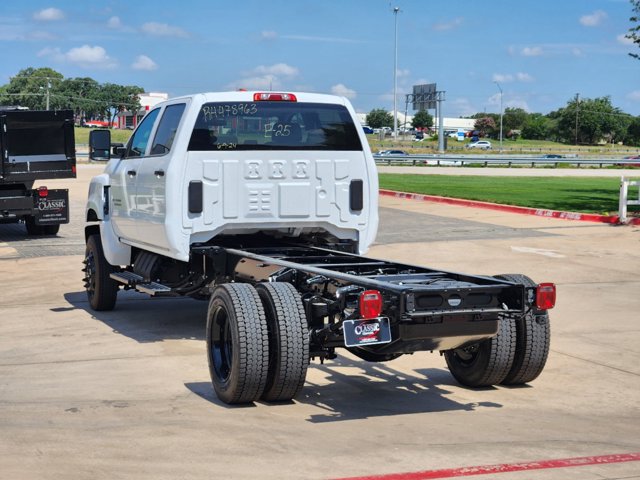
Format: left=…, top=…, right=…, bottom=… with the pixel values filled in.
left=188, top=102, right=362, bottom=151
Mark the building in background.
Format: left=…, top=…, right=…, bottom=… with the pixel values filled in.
left=117, top=92, right=168, bottom=129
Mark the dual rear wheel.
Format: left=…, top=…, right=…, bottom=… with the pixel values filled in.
left=206, top=282, right=309, bottom=405
left=444, top=274, right=551, bottom=387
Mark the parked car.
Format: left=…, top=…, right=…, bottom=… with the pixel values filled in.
left=465, top=140, right=492, bottom=150
left=362, top=125, right=374, bottom=134
left=616, top=155, right=640, bottom=167
left=377, top=149, right=408, bottom=156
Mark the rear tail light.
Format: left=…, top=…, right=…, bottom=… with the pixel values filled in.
left=536, top=283, right=556, bottom=310
left=37, top=186, right=49, bottom=198
left=359, top=290, right=383, bottom=319
left=253, top=92, right=297, bottom=102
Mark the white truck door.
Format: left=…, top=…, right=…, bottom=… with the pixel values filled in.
left=109, top=108, right=160, bottom=242
left=136, top=103, right=187, bottom=250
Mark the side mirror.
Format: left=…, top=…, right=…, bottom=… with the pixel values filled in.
left=112, top=144, right=127, bottom=157
left=88, top=129, right=111, bottom=161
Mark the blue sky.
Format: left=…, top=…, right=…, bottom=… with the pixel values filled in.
left=1, top=0, right=638, bottom=117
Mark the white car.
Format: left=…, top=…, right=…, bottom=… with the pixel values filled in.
left=466, top=140, right=492, bottom=150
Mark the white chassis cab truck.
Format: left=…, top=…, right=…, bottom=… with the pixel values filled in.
left=84, top=91, right=556, bottom=405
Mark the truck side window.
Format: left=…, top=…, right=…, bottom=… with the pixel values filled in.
left=150, top=103, right=186, bottom=156
left=126, top=108, right=160, bottom=158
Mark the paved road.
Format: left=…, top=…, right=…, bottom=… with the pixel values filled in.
left=0, top=165, right=639, bottom=479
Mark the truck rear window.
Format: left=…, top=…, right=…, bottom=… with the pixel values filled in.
left=188, top=102, right=362, bottom=151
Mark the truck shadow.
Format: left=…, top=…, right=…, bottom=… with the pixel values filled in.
left=294, top=357, right=502, bottom=422
left=62, top=290, right=207, bottom=342
left=186, top=356, right=502, bottom=422
left=63, top=291, right=503, bottom=419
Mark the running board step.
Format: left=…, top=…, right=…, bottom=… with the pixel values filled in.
left=110, top=271, right=172, bottom=296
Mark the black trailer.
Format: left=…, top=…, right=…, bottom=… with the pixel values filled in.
left=0, top=109, right=76, bottom=235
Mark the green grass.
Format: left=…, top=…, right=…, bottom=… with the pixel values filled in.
left=74, top=127, right=131, bottom=145
left=378, top=173, right=638, bottom=215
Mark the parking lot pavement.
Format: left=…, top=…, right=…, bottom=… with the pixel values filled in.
left=0, top=165, right=639, bottom=480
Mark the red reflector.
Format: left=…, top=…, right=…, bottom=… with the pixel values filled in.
left=72, top=165, right=77, bottom=174
left=253, top=92, right=297, bottom=102
left=37, top=187, right=48, bottom=197
left=536, top=283, right=556, bottom=310
left=359, top=290, right=383, bottom=319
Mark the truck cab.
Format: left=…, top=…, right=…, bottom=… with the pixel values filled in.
left=87, top=91, right=378, bottom=264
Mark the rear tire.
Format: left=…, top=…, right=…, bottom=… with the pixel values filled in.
left=256, top=282, right=309, bottom=402
left=206, top=283, right=269, bottom=404
left=444, top=318, right=516, bottom=387
left=24, top=216, right=44, bottom=235
left=42, top=224, right=60, bottom=235
left=83, top=234, right=119, bottom=311
left=494, top=274, right=551, bottom=385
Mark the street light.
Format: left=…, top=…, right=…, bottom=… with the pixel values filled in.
left=392, top=6, right=399, bottom=139
left=494, top=81, right=503, bottom=151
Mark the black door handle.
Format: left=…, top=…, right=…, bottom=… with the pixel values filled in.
left=127, top=170, right=137, bottom=176
left=154, top=170, right=165, bottom=177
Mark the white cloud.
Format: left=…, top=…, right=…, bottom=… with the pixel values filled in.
left=450, top=97, right=476, bottom=117
left=433, top=17, right=463, bottom=31
left=261, top=30, right=278, bottom=40
left=254, top=63, right=299, bottom=77
left=38, top=44, right=117, bottom=69
left=580, top=10, right=607, bottom=27
left=493, top=72, right=533, bottom=84
left=107, top=16, right=122, bottom=29
left=617, top=33, right=634, bottom=46
left=331, top=83, right=356, bottom=99
left=516, top=72, right=534, bottom=82
left=37, top=46, right=64, bottom=62
left=396, top=68, right=411, bottom=78
left=493, top=73, right=514, bottom=83
left=521, top=46, right=543, bottom=56
left=33, top=8, right=64, bottom=22
left=141, top=22, right=188, bottom=38
left=628, top=90, right=640, bottom=102
left=228, top=63, right=300, bottom=91
left=132, top=55, right=158, bottom=71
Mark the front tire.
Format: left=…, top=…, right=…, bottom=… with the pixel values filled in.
left=444, top=318, right=516, bottom=387
left=494, top=274, right=551, bottom=385
left=256, top=282, right=309, bottom=402
left=206, top=283, right=269, bottom=404
left=83, top=234, right=119, bottom=311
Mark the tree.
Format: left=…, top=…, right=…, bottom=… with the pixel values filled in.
left=503, top=107, right=528, bottom=132
left=627, top=0, right=640, bottom=59
left=101, top=83, right=144, bottom=125
left=522, top=113, right=551, bottom=140
left=0, top=67, right=64, bottom=109
left=366, top=108, right=393, bottom=129
left=474, top=117, right=496, bottom=137
left=556, top=96, right=630, bottom=144
left=411, top=109, right=433, bottom=130
left=626, top=116, right=640, bottom=145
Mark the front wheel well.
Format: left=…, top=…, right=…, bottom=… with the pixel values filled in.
left=85, top=224, right=100, bottom=243
left=86, top=208, right=99, bottom=222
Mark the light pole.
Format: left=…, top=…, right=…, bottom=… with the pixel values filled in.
left=494, top=81, right=503, bottom=151
left=392, top=6, right=399, bottom=140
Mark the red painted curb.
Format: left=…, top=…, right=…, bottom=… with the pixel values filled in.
left=335, top=452, right=640, bottom=480
left=379, top=189, right=640, bottom=225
